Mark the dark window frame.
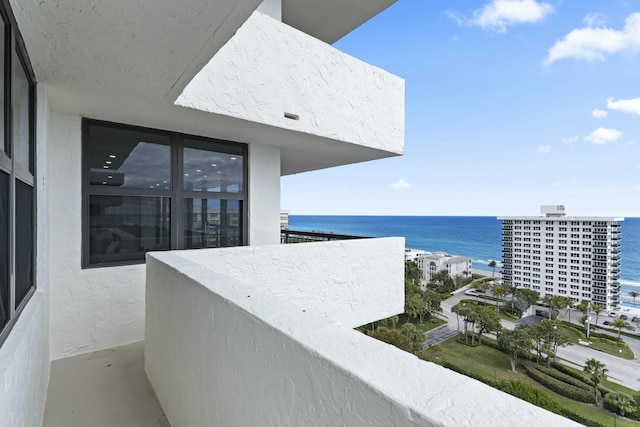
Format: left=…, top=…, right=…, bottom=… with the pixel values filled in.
left=82, top=119, right=248, bottom=268
left=0, top=0, right=37, bottom=348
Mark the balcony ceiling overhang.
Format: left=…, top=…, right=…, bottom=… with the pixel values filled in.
left=10, top=0, right=262, bottom=106
left=10, top=0, right=402, bottom=176
left=282, top=0, right=397, bottom=44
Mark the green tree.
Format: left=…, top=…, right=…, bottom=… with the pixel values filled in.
left=583, top=358, right=608, bottom=404
left=399, top=322, right=425, bottom=352
left=576, top=299, right=590, bottom=317
left=405, top=279, right=421, bottom=301
left=405, top=293, right=428, bottom=324
left=405, top=261, right=421, bottom=282
left=505, top=284, right=520, bottom=315
left=611, top=317, right=633, bottom=340
left=488, top=260, right=497, bottom=277
left=383, top=315, right=399, bottom=330
left=631, top=291, right=639, bottom=305
left=535, top=319, right=571, bottom=367
left=498, top=325, right=532, bottom=372
left=592, top=304, right=603, bottom=325
left=609, top=393, right=638, bottom=417
left=423, top=289, right=442, bottom=320
left=492, top=284, right=507, bottom=313
left=475, top=306, right=502, bottom=345
left=429, top=270, right=455, bottom=293
left=474, top=280, right=491, bottom=304
left=519, top=289, right=540, bottom=306
left=367, top=326, right=414, bottom=353
left=453, top=303, right=474, bottom=345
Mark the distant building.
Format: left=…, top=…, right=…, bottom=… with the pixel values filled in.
left=417, top=251, right=472, bottom=282
left=499, top=205, right=623, bottom=311
left=280, top=210, right=290, bottom=229
left=405, top=248, right=429, bottom=262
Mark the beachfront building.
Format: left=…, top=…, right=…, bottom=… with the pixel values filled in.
left=405, top=248, right=429, bottom=262
left=417, top=251, right=472, bottom=282
left=0, top=1, right=575, bottom=426
left=500, top=205, right=623, bottom=311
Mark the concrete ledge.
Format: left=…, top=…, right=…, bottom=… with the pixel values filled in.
left=145, top=241, right=579, bottom=426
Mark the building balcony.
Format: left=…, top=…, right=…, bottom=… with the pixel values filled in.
left=281, top=229, right=369, bottom=244
left=128, top=238, right=573, bottom=426
left=176, top=10, right=405, bottom=176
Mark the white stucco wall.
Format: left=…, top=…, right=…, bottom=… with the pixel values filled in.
left=145, top=244, right=579, bottom=427
left=0, top=87, right=51, bottom=427
left=248, top=143, right=281, bottom=245
left=173, top=238, right=405, bottom=327
left=47, top=110, right=282, bottom=359
left=177, top=10, right=404, bottom=155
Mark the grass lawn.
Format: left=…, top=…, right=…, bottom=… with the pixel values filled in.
left=397, top=314, right=447, bottom=334
left=559, top=325, right=634, bottom=360
left=433, top=337, right=640, bottom=426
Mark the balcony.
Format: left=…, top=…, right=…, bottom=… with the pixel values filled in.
left=138, top=239, right=573, bottom=426
left=281, top=229, right=369, bottom=244
left=176, top=10, right=404, bottom=175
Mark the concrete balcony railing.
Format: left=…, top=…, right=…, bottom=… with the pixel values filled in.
left=144, top=238, right=577, bottom=426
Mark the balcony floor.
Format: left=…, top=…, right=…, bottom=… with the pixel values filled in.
left=44, top=341, right=169, bottom=427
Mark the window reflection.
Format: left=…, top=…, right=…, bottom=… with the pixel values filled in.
left=183, top=199, right=241, bottom=249
left=87, top=124, right=171, bottom=189
left=89, top=196, right=170, bottom=265
left=183, top=138, right=243, bottom=193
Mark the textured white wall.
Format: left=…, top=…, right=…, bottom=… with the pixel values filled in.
left=177, top=11, right=404, bottom=154
left=0, top=87, right=51, bottom=427
left=145, top=244, right=579, bottom=427
left=249, top=143, right=281, bottom=245
left=176, top=238, right=405, bottom=327
left=47, top=111, right=282, bottom=359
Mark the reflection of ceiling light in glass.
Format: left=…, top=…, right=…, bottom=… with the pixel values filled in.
left=217, top=171, right=221, bottom=174
left=109, top=154, right=117, bottom=158
left=163, top=180, right=168, bottom=183
left=196, top=169, right=201, bottom=172
left=203, top=175, right=207, bottom=178
left=184, top=173, right=189, bottom=176
left=103, top=166, right=109, bottom=169
left=102, top=181, right=107, bottom=185
left=107, top=175, right=113, bottom=179
left=105, top=161, right=112, bottom=164
left=211, top=164, right=216, bottom=167
left=230, top=157, right=237, bottom=160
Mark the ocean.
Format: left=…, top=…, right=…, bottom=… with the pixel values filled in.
left=286, top=215, right=640, bottom=296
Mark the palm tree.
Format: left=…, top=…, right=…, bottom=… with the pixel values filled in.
left=583, top=358, right=607, bottom=404
left=592, top=304, right=603, bottom=325
left=630, top=291, right=639, bottom=305
left=488, top=260, right=497, bottom=278
left=611, top=317, right=632, bottom=341
left=492, top=284, right=507, bottom=313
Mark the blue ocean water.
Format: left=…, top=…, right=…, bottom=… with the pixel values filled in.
left=287, top=215, right=640, bottom=295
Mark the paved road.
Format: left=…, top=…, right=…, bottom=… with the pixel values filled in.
left=431, top=285, right=640, bottom=389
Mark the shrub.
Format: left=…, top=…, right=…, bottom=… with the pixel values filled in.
left=561, top=409, right=608, bottom=427
left=529, top=363, right=592, bottom=392
left=523, top=362, right=596, bottom=403
left=497, top=380, right=560, bottom=413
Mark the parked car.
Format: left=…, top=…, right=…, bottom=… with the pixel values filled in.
left=621, top=315, right=629, bottom=320
left=608, top=312, right=618, bottom=317
left=603, top=320, right=611, bottom=326
left=632, top=316, right=640, bottom=323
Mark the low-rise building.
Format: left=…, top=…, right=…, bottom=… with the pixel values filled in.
left=417, top=251, right=472, bottom=282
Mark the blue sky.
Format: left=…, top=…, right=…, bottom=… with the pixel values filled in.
left=281, top=0, right=640, bottom=217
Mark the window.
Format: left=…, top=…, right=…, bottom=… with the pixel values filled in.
left=0, top=3, right=37, bottom=347
left=82, top=120, right=247, bottom=267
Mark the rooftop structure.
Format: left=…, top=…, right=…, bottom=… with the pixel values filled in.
left=416, top=251, right=472, bottom=282
left=499, top=206, right=623, bottom=311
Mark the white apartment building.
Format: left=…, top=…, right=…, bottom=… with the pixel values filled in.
left=0, top=0, right=577, bottom=425
left=417, top=251, right=472, bottom=282
left=499, top=205, right=623, bottom=311
left=404, top=248, right=429, bottom=262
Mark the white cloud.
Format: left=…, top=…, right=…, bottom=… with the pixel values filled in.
left=607, top=96, right=640, bottom=115
left=450, top=0, right=553, bottom=33
left=584, top=127, right=623, bottom=144
left=592, top=108, right=608, bottom=118
left=390, top=179, right=411, bottom=191
left=537, top=145, right=551, bottom=154
left=583, top=13, right=607, bottom=27
left=545, top=12, right=640, bottom=65
left=561, top=135, right=579, bottom=143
